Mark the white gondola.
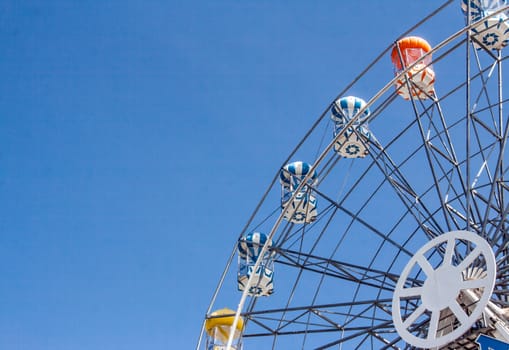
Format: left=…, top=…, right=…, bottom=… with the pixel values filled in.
left=237, top=232, right=274, bottom=296
left=462, top=0, right=509, bottom=50
left=279, top=161, right=318, bottom=224
left=331, top=96, right=373, bottom=158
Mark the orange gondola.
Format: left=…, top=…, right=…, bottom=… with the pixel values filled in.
left=391, top=36, right=435, bottom=100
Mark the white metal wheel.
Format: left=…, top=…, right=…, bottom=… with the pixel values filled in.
left=199, top=1, right=509, bottom=349
left=392, top=230, right=496, bottom=348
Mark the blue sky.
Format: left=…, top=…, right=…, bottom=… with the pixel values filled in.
left=0, top=1, right=464, bottom=349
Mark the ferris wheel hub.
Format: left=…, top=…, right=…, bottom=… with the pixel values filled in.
left=392, top=230, right=496, bottom=349
left=421, top=265, right=463, bottom=312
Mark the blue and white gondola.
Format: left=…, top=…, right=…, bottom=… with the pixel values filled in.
left=331, top=96, right=373, bottom=158
left=279, top=161, right=318, bottom=224
left=237, top=232, right=274, bottom=296
left=462, top=0, right=509, bottom=50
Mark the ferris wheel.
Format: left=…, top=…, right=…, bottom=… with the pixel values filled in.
left=198, top=0, right=509, bottom=349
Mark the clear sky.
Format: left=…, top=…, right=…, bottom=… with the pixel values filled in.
left=0, top=1, right=464, bottom=349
